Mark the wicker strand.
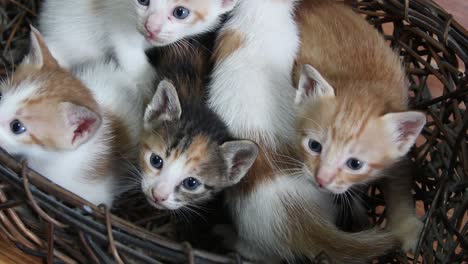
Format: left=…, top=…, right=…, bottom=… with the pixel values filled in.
left=102, top=205, right=125, bottom=264
left=20, top=161, right=67, bottom=229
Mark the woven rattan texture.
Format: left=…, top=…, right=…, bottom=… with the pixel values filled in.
left=0, top=0, right=466, bottom=263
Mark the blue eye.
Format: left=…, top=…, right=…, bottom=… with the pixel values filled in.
left=308, top=139, right=322, bottom=153
left=150, top=154, right=163, bottom=169
left=10, top=119, right=26, bottom=135
left=182, top=177, right=201, bottom=191
left=137, top=0, right=150, bottom=6
left=173, top=6, right=190, bottom=19
left=346, top=158, right=364, bottom=170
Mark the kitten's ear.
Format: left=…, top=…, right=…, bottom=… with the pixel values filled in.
left=381, top=111, right=426, bottom=157
left=220, top=0, right=237, bottom=12
left=221, top=140, right=259, bottom=185
left=295, top=64, right=335, bottom=105
left=23, top=26, right=58, bottom=69
left=144, top=80, right=182, bottom=129
left=58, top=102, right=102, bottom=150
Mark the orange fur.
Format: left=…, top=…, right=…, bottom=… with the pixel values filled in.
left=294, top=1, right=412, bottom=191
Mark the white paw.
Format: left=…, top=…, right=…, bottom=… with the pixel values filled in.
left=392, top=216, right=424, bottom=253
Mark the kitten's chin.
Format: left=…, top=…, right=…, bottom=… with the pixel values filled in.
left=146, top=197, right=182, bottom=210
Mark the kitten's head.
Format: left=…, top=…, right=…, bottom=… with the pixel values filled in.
left=295, top=64, right=426, bottom=194
left=134, top=0, right=237, bottom=46
left=140, top=80, right=258, bottom=210
left=0, top=28, right=102, bottom=156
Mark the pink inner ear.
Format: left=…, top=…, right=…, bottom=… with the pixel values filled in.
left=303, top=77, right=316, bottom=97
left=398, top=120, right=420, bottom=141
left=72, top=118, right=96, bottom=144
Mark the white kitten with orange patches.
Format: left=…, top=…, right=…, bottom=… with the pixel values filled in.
left=39, top=0, right=237, bottom=81
left=208, top=0, right=299, bottom=149
left=294, top=0, right=426, bottom=252
left=0, top=29, right=142, bottom=206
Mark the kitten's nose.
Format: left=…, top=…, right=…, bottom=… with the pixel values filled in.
left=315, top=170, right=335, bottom=188
left=145, top=14, right=163, bottom=36
left=151, top=188, right=168, bottom=203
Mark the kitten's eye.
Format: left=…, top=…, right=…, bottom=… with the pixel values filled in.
left=10, top=119, right=26, bottom=135
left=137, top=0, right=150, bottom=6
left=346, top=158, right=364, bottom=170
left=150, top=154, right=163, bottom=169
left=0, top=92, right=2, bottom=101
left=182, top=177, right=201, bottom=191
left=173, top=6, right=190, bottom=19
left=308, top=139, right=322, bottom=153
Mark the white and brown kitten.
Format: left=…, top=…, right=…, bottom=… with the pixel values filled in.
left=294, top=0, right=426, bottom=252
left=208, top=0, right=299, bottom=149
left=39, top=0, right=237, bottom=81
left=0, top=29, right=142, bottom=206
left=140, top=81, right=258, bottom=210
left=207, top=0, right=397, bottom=263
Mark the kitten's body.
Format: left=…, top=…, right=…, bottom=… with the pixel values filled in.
left=39, top=0, right=236, bottom=81
left=207, top=0, right=397, bottom=263
left=294, top=0, right=425, bottom=251
left=0, top=30, right=142, bottom=206
left=208, top=0, right=299, bottom=149
left=140, top=40, right=258, bottom=210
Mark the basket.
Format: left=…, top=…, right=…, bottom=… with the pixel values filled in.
left=0, top=0, right=466, bottom=263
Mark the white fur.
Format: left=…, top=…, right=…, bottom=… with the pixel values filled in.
left=0, top=61, right=144, bottom=206
left=227, top=175, right=335, bottom=261
left=208, top=0, right=299, bottom=149
left=39, top=0, right=233, bottom=82
left=75, top=61, right=147, bottom=143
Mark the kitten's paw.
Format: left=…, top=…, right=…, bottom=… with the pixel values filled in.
left=392, top=216, right=423, bottom=253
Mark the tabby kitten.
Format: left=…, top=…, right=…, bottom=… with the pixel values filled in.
left=294, top=0, right=426, bottom=251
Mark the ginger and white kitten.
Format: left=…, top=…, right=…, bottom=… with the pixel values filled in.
left=0, top=29, right=142, bottom=206
left=207, top=1, right=397, bottom=263
left=39, top=0, right=236, bottom=81
left=140, top=81, right=258, bottom=210
left=208, top=0, right=299, bottom=149
left=293, top=0, right=426, bottom=252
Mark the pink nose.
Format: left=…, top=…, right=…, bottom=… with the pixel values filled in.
left=145, top=23, right=162, bottom=35
left=316, top=176, right=333, bottom=188
left=151, top=188, right=168, bottom=203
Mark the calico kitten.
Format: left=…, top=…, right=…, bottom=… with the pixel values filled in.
left=294, top=0, right=426, bottom=251
left=139, top=39, right=258, bottom=210
left=140, top=81, right=258, bottom=210
left=0, top=28, right=142, bottom=206
left=39, top=0, right=237, bottom=81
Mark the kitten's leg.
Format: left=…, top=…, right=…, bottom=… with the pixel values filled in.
left=381, top=162, right=423, bottom=253
left=212, top=225, right=280, bottom=263
left=112, top=33, right=155, bottom=84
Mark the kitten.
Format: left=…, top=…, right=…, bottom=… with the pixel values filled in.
left=39, top=0, right=237, bottom=81
left=140, top=80, right=258, bottom=210
left=208, top=0, right=299, bottom=150
left=0, top=28, right=142, bottom=206
left=207, top=1, right=397, bottom=263
left=294, top=0, right=426, bottom=252
left=139, top=39, right=257, bottom=210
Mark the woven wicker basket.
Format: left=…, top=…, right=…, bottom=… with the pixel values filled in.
left=0, top=0, right=466, bottom=263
